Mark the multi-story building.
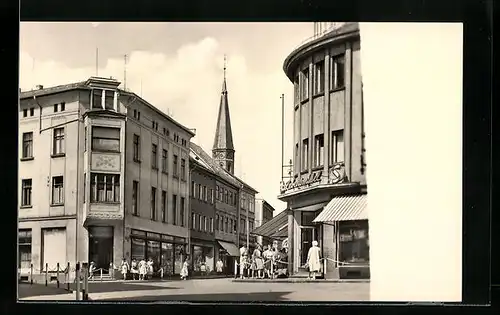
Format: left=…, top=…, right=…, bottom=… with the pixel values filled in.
left=253, top=199, right=276, bottom=246
left=18, top=77, right=195, bottom=279
left=278, top=22, right=369, bottom=279
left=188, top=154, right=216, bottom=275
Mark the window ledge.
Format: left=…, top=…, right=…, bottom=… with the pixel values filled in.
left=330, top=86, right=346, bottom=93
left=92, top=149, right=121, bottom=154
left=173, top=175, right=179, bottom=180
left=20, top=157, right=34, bottom=161
left=300, top=170, right=309, bottom=175
left=20, top=205, right=32, bottom=209
left=51, top=153, right=66, bottom=158
left=311, top=166, right=324, bottom=172
left=300, top=98, right=309, bottom=105
left=162, top=170, right=168, bottom=175
left=50, top=203, right=64, bottom=207
left=90, top=202, right=121, bottom=205
left=152, top=167, right=159, bottom=171
left=133, top=158, right=141, bottom=164
left=313, top=92, right=325, bottom=99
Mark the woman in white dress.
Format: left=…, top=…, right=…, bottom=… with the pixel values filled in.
left=146, top=258, right=154, bottom=280
left=130, top=259, right=138, bottom=280
left=307, top=241, right=321, bottom=280
left=138, top=258, right=147, bottom=281
left=120, top=258, right=129, bottom=281
left=180, top=258, right=189, bottom=280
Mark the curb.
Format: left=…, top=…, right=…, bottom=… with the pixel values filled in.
left=231, top=279, right=370, bottom=284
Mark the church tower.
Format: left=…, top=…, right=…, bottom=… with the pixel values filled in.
left=212, top=55, right=235, bottom=175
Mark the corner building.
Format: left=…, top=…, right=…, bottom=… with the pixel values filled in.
left=18, top=77, right=194, bottom=279
left=278, top=23, right=369, bottom=279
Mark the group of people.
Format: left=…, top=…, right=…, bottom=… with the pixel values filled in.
left=119, top=258, right=155, bottom=280
left=239, top=244, right=286, bottom=279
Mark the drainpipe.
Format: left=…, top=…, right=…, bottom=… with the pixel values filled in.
left=33, top=95, right=42, bottom=134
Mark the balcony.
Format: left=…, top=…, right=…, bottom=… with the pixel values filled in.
left=278, top=162, right=358, bottom=199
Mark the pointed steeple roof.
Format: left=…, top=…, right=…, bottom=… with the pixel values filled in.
left=213, top=56, right=234, bottom=152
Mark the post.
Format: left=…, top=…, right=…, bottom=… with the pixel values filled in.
left=75, top=262, right=81, bottom=301
left=281, top=93, right=285, bottom=182
left=160, top=267, right=164, bottom=280
left=45, top=263, right=48, bottom=286
left=66, top=262, right=70, bottom=291
left=30, top=264, right=33, bottom=285
left=82, top=263, right=89, bottom=300
left=271, top=257, right=274, bottom=279
left=324, top=258, right=328, bottom=280
left=56, top=263, right=60, bottom=288
left=234, top=260, right=237, bottom=279
left=100, top=268, right=103, bottom=281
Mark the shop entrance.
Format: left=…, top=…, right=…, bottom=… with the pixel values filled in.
left=88, top=226, right=113, bottom=275
left=300, top=227, right=318, bottom=266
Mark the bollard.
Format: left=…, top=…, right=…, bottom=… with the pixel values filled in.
left=160, top=267, right=164, bottom=280
left=75, top=263, right=81, bottom=301
left=45, top=263, right=48, bottom=286
left=100, top=268, right=103, bottom=281
left=56, top=263, right=60, bottom=288
left=66, top=262, right=70, bottom=291
left=30, top=263, right=33, bottom=285
left=82, top=263, right=89, bottom=300
left=234, top=261, right=237, bottom=279
left=324, top=258, right=328, bottom=280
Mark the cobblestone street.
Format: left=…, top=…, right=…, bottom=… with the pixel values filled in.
left=20, top=278, right=370, bottom=302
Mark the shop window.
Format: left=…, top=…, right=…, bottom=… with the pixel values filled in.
left=339, top=221, right=370, bottom=264
left=21, top=179, right=32, bottom=207
left=131, top=238, right=146, bottom=261
left=147, top=240, right=161, bottom=270
left=92, top=126, right=120, bottom=152
left=314, top=60, right=325, bottom=95
left=22, top=132, right=33, bottom=159
left=192, top=245, right=215, bottom=274
left=161, top=242, right=174, bottom=276
left=174, top=244, right=186, bottom=275
left=18, top=229, right=32, bottom=269
left=314, top=134, right=325, bottom=167
left=90, top=173, right=120, bottom=203
left=302, top=138, right=309, bottom=171
left=331, top=54, right=345, bottom=90
left=331, top=130, right=345, bottom=164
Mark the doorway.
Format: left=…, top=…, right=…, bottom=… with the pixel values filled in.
left=300, top=227, right=317, bottom=266
left=88, top=226, right=114, bottom=275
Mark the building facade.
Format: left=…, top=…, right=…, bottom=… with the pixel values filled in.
left=278, top=22, right=369, bottom=279
left=254, top=199, right=275, bottom=246
left=18, top=77, right=195, bottom=279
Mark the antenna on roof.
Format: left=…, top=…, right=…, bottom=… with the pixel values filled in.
left=95, top=47, right=99, bottom=76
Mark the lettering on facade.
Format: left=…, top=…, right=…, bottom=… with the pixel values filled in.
left=92, top=153, right=120, bottom=172
left=328, top=162, right=347, bottom=184
left=280, top=170, right=323, bottom=193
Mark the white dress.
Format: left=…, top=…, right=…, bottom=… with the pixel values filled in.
left=307, top=246, right=321, bottom=272
left=139, top=260, right=147, bottom=275
left=180, top=261, right=189, bottom=277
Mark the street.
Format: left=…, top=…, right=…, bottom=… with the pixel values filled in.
left=19, top=278, right=369, bottom=302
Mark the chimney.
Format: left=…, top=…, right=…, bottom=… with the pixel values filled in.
left=35, top=85, right=44, bottom=90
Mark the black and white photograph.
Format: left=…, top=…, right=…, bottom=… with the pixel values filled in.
left=17, top=21, right=466, bottom=303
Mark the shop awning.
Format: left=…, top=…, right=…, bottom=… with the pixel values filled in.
left=292, top=202, right=328, bottom=212
left=313, top=194, right=368, bottom=223
left=218, top=241, right=240, bottom=257
left=251, top=210, right=288, bottom=239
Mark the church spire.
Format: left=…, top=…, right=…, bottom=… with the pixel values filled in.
left=212, top=54, right=235, bottom=175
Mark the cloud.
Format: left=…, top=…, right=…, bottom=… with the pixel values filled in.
left=19, top=37, right=292, bottom=212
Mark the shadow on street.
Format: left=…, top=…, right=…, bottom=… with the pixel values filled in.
left=99, top=291, right=295, bottom=302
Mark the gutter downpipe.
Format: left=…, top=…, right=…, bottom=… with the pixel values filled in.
left=33, top=95, right=42, bottom=134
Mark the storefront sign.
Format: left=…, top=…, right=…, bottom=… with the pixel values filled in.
left=280, top=170, right=323, bottom=193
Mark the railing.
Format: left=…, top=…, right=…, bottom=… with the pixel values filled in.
left=291, top=23, right=348, bottom=53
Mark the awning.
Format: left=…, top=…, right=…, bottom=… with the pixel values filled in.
left=313, top=194, right=368, bottom=223
left=250, top=210, right=288, bottom=239
left=217, top=241, right=240, bottom=257
left=292, top=202, right=327, bottom=212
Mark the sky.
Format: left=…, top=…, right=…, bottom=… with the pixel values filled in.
left=19, top=22, right=314, bottom=213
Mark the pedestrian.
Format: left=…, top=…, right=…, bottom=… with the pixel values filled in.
left=130, top=259, right=138, bottom=280
left=306, top=240, right=321, bottom=280
left=239, top=245, right=248, bottom=279
left=120, top=258, right=129, bottom=281
left=262, top=246, right=273, bottom=278
left=216, top=259, right=224, bottom=274
left=147, top=258, right=154, bottom=280
left=88, top=261, right=96, bottom=280
left=180, top=257, right=189, bottom=280
left=253, top=245, right=264, bottom=279
left=138, top=258, right=147, bottom=281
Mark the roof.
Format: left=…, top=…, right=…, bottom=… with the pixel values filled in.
left=251, top=210, right=288, bottom=239
left=313, top=194, right=367, bottom=223
left=213, top=77, right=235, bottom=151
left=189, top=154, right=215, bottom=177
left=19, top=78, right=195, bottom=137
left=190, top=142, right=258, bottom=194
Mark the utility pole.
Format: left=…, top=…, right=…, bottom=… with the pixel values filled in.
left=280, top=94, right=285, bottom=182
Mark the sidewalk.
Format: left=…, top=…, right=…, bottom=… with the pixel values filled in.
left=232, top=278, right=370, bottom=283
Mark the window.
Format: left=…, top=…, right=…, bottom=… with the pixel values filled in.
left=192, top=213, right=196, bottom=229
left=210, top=189, right=214, bottom=204
left=30, top=108, right=35, bottom=116
left=90, top=174, right=120, bottom=203
left=203, top=186, right=208, bottom=202
left=294, top=75, right=300, bottom=104
left=225, top=217, right=229, bottom=233
left=104, top=90, right=114, bottom=110
left=300, top=68, right=309, bottom=101
left=331, top=54, right=345, bottom=90
left=132, top=181, right=139, bottom=216
left=302, top=138, right=309, bottom=170
left=224, top=190, right=228, bottom=204
left=162, top=149, right=168, bottom=173
left=163, top=127, right=166, bottom=135
left=51, top=176, right=64, bottom=205
left=137, top=111, right=141, bottom=120
left=60, top=102, right=66, bottom=111
left=180, top=197, right=185, bottom=227
left=339, top=221, right=369, bottom=263
left=240, top=219, right=245, bottom=234
left=199, top=215, right=203, bottom=231
left=210, top=218, right=214, bottom=232
left=233, top=219, right=237, bottom=233
left=203, top=216, right=207, bottom=232
left=21, top=179, right=32, bottom=207
left=18, top=229, right=32, bottom=269
left=92, top=126, right=120, bottom=152
left=92, top=90, right=103, bottom=109
left=314, top=134, right=325, bottom=167
left=249, top=221, right=254, bottom=231
left=54, top=104, right=58, bottom=112
left=151, top=187, right=157, bottom=220
left=22, top=132, right=33, bottom=159
left=314, top=60, right=325, bottom=94
left=191, top=181, right=195, bottom=197
left=161, top=190, right=167, bottom=222
left=133, top=109, right=137, bottom=119
left=215, top=214, right=219, bottom=231
left=229, top=219, right=233, bottom=233
left=180, top=159, right=186, bottom=180
left=173, top=155, right=178, bottom=177
left=53, top=128, right=65, bottom=155
left=151, top=144, right=158, bottom=169
left=172, top=194, right=177, bottom=225
left=23, top=109, right=28, bottom=117
left=215, top=186, right=219, bottom=200
left=133, top=134, right=140, bottom=161
left=331, top=130, right=345, bottom=164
